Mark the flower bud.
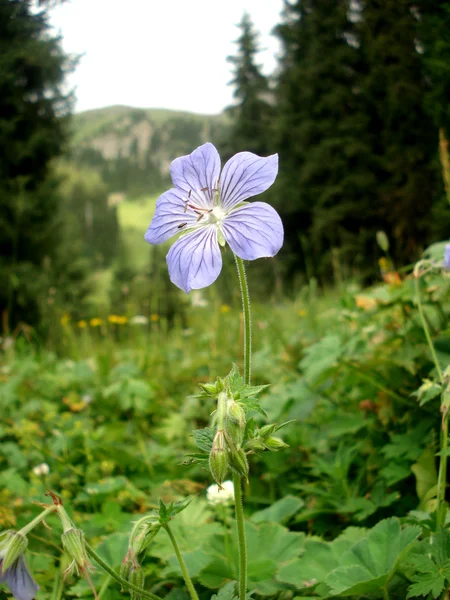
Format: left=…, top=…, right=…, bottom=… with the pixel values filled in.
left=0, top=531, right=28, bottom=572
left=61, top=528, right=92, bottom=574
left=224, top=401, right=246, bottom=447
left=258, top=424, right=277, bottom=439
left=376, top=230, right=389, bottom=253
left=264, top=436, right=289, bottom=450
left=225, top=420, right=245, bottom=447
left=209, top=430, right=229, bottom=486
left=227, top=401, right=246, bottom=426
left=199, top=383, right=218, bottom=396
left=121, top=549, right=145, bottom=598
left=244, top=438, right=266, bottom=452
left=229, top=448, right=249, bottom=482
left=130, top=516, right=160, bottom=558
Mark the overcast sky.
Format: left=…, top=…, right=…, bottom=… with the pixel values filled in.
left=48, top=0, right=284, bottom=115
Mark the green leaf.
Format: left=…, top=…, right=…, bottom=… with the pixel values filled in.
left=412, top=380, right=442, bottom=406
left=325, top=518, right=420, bottom=596
left=406, top=531, right=450, bottom=598
left=192, top=428, right=215, bottom=453
left=251, top=496, right=305, bottom=524
left=199, top=520, right=304, bottom=594
left=210, top=582, right=238, bottom=600
left=411, top=448, right=438, bottom=508
left=299, top=335, right=344, bottom=382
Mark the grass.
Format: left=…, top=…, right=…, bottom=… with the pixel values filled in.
left=118, top=194, right=159, bottom=270
left=2, top=228, right=450, bottom=599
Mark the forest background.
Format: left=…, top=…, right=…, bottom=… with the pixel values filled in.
left=2, top=0, right=450, bottom=332
left=1, top=3, right=450, bottom=599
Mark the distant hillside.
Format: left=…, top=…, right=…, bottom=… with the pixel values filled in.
left=70, top=105, right=229, bottom=197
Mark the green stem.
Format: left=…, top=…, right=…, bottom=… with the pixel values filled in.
left=233, top=255, right=252, bottom=600
left=163, top=524, right=199, bottom=600
left=19, top=506, right=56, bottom=537
left=414, top=275, right=444, bottom=383
left=233, top=473, right=247, bottom=600
left=415, top=273, right=447, bottom=529
left=85, top=543, right=162, bottom=600
left=97, top=574, right=113, bottom=599
left=343, top=361, right=410, bottom=405
left=437, top=413, right=449, bottom=529
left=234, top=255, right=252, bottom=385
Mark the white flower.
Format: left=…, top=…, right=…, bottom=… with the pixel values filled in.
left=190, top=291, right=208, bottom=308
left=130, top=315, right=149, bottom=325
left=32, top=463, right=50, bottom=476
left=206, top=480, right=235, bottom=505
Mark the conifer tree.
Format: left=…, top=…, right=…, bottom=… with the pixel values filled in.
left=275, top=0, right=376, bottom=277
left=223, top=12, right=273, bottom=159
left=0, top=0, right=75, bottom=328
left=356, top=0, right=438, bottom=264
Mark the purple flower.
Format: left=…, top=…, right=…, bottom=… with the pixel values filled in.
left=444, top=244, right=450, bottom=270
left=144, top=143, right=283, bottom=293
left=0, top=555, right=39, bottom=600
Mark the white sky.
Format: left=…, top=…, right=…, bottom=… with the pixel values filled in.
left=48, top=0, right=284, bottom=115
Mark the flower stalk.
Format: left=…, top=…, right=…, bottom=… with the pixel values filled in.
left=85, top=542, right=162, bottom=600
left=18, top=506, right=56, bottom=537
left=162, top=524, right=199, bottom=600
left=233, top=254, right=251, bottom=600
left=414, top=266, right=447, bottom=528
left=235, top=255, right=252, bottom=386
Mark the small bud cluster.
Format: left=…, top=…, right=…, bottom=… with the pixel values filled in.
left=244, top=422, right=289, bottom=454
left=209, top=392, right=250, bottom=486
left=61, top=527, right=92, bottom=577
left=0, top=530, right=39, bottom=600
left=0, top=531, right=28, bottom=572
left=120, top=515, right=161, bottom=598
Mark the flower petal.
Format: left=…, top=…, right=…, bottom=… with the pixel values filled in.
left=166, top=226, right=222, bottom=293
left=222, top=202, right=284, bottom=260
left=220, top=152, right=278, bottom=211
left=170, top=143, right=221, bottom=209
left=444, top=243, right=450, bottom=270
left=3, top=556, right=39, bottom=600
left=144, top=188, right=198, bottom=244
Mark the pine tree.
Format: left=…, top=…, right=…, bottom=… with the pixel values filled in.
left=0, top=0, right=75, bottom=328
left=223, top=12, right=274, bottom=159
left=356, top=0, right=439, bottom=264
left=274, top=0, right=376, bottom=278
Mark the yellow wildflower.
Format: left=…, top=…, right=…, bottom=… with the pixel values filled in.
left=89, top=318, right=103, bottom=327
left=298, top=309, right=307, bottom=317
left=77, top=320, right=87, bottom=328
left=150, top=313, right=159, bottom=322
left=220, top=304, right=231, bottom=314
left=60, top=314, right=71, bottom=326
left=355, top=296, right=377, bottom=311
left=108, top=315, right=128, bottom=325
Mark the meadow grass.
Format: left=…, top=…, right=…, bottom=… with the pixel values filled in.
left=1, top=260, right=449, bottom=599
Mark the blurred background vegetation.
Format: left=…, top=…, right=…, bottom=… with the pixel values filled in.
left=1, top=3, right=450, bottom=598
left=1, top=0, right=450, bottom=334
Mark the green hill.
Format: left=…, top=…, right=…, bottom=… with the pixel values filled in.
left=70, top=105, right=229, bottom=197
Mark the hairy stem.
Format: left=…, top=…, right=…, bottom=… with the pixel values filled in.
left=163, top=524, right=199, bottom=600
left=414, top=273, right=447, bottom=528
left=19, top=506, right=56, bottom=537
left=234, top=256, right=252, bottom=600
left=234, top=255, right=252, bottom=385
left=85, top=543, right=162, bottom=600
left=233, top=473, right=248, bottom=600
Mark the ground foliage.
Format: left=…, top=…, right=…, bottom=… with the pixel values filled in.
left=1, top=262, right=449, bottom=599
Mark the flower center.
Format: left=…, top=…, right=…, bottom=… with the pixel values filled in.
left=208, top=206, right=226, bottom=225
